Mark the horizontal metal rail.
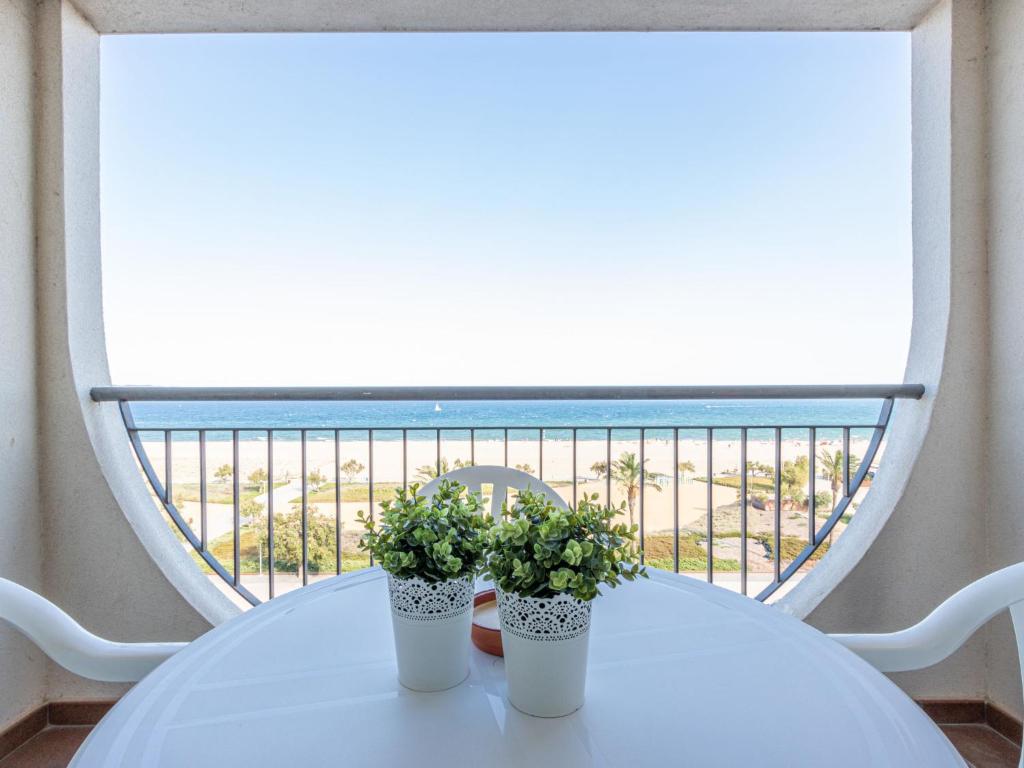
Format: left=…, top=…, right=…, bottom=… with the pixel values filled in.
left=126, top=422, right=886, bottom=432
left=91, top=384, right=924, bottom=402
left=112, top=390, right=900, bottom=607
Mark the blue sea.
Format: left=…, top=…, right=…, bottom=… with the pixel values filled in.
left=131, top=400, right=885, bottom=442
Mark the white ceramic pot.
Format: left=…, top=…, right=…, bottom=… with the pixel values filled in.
left=388, top=574, right=474, bottom=692
left=496, top=587, right=592, bottom=717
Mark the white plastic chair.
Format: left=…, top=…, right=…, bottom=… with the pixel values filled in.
left=829, top=562, right=1024, bottom=766
left=0, top=578, right=186, bottom=682
left=419, top=465, right=569, bottom=520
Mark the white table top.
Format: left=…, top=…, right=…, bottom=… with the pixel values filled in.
left=72, top=569, right=964, bottom=767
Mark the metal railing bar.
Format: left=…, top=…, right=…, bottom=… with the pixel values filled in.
left=808, top=427, right=816, bottom=544
left=402, top=429, right=408, bottom=491
left=368, top=429, right=375, bottom=568
left=571, top=428, right=578, bottom=508
left=268, top=430, right=274, bottom=600
left=503, top=428, right=508, bottom=467
left=639, top=428, right=645, bottom=566
left=164, top=431, right=172, bottom=504
left=673, top=427, right=679, bottom=574
left=539, top=428, right=544, bottom=482
left=335, top=429, right=341, bottom=576
left=128, top=422, right=885, bottom=433
left=199, top=430, right=207, bottom=551
left=740, top=427, right=748, bottom=596
left=470, top=428, right=475, bottom=466
left=435, top=430, right=441, bottom=478
left=606, top=429, right=612, bottom=506
left=843, top=427, right=851, bottom=499
left=232, top=429, right=240, bottom=587
left=706, top=428, right=713, bottom=584
left=301, top=429, right=308, bottom=586
left=773, top=426, right=782, bottom=584
left=848, top=399, right=893, bottom=492
left=91, top=383, right=926, bottom=402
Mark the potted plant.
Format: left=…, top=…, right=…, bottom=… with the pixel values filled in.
left=482, top=490, right=645, bottom=717
left=358, top=480, right=489, bottom=692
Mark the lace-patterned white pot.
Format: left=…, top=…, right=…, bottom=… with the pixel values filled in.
left=496, top=587, right=592, bottom=717
left=387, top=574, right=474, bottom=692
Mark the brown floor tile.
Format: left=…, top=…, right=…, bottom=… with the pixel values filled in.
left=46, top=702, right=113, bottom=728
left=919, top=699, right=987, bottom=725
left=0, top=727, right=91, bottom=768
left=941, top=724, right=1021, bottom=768
left=0, top=709, right=46, bottom=762
left=988, top=703, right=1024, bottom=746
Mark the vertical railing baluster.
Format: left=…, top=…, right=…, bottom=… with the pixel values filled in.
left=233, top=429, right=240, bottom=587
left=539, top=429, right=544, bottom=481
left=301, top=429, right=308, bottom=586
left=369, top=429, right=375, bottom=569
left=164, top=431, right=172, bottom=504
left=773, top=427, right=782, bottom=584
left=638, top=429, right=645, bottom=564
left=808, top=427, right=816, bottom=544
left=470, top=428, right=475, bottom=466
left=606, top=429, right=612, bottom=506
left=335, top=429, right=341, bottom=576
left=842, top=427, right=851, bottom=499
left=671, top=430, right=679, bottom=573
left=673, top=428, right=679, bottom=574
left=740, top=427, right=747, bottom=596
left=402, top=429, right=408, bottom=490
left=436, top=430, right=441, bottom=477
left=572, top=428, right=577, bottom=508
left=268, top=430, right=274, bottom=599
left=503, top=428, right=509, bottom=467
left=706, top=428, right=713, bottom=584
left=199, top=430, right=207, bottom=551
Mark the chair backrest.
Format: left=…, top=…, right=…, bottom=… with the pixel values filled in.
left=419, top=465, right=570, bottom=520
left=0, top=578, right=186, bottom=682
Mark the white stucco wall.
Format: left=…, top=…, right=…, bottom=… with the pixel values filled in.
left=0, top=0, right=48, bottom=732
left=800, top=0, right=990, bottom=703
left=984, top=0, right=1024, bottom=721
left=33, top=0, right=229, bottom=707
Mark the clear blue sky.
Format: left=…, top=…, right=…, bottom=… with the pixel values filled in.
left=100, top=32, right=911, bottom=386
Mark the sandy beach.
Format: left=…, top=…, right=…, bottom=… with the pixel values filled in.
left=143, top=433, right=877, bottom=550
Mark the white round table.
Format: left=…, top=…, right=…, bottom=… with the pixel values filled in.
left=72, top=569, right=965, bottom=767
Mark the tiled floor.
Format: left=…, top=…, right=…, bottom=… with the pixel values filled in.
left=0, top=721, right=1019, bottom=767
left=940, top=724, right=1021, bottom=768
left=0, top=727, right=90, bottom=768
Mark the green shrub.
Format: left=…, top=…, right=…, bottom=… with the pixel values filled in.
left=483, top=491, right=645, bottom=601
left=357, top=480, right=489, bottom=581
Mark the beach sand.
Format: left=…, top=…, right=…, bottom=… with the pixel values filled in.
left=143, top=434, right=877, bottom=551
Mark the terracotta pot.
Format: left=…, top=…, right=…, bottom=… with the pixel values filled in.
left=471, top=589, right=503, bottom=657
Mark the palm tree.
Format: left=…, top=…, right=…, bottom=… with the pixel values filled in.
left=678, top=460, right=696, bottom=477
left=592, top=452, right=661, bottom=528
left=414, top=457, right=473, bottom=483
left=816, top=448, right=861, bottom=509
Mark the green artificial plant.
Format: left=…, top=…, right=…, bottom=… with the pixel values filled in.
left=483, top=489, right=646, bottom=602
left=357, top=480, right=489, bottom=582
